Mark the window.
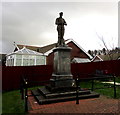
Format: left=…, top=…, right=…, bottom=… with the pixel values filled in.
left=40, top=56, right=45, bottom=65
left=36, top=55, right=45, bottom=65
left=16, top=59, right=21, bottom=66
left=11, top=59, right=14, bottom=66
left=36, top=56, right=40, bottom=65
left=23, top=59, right=29, bottom=66
left=29, top=55, right=35, bottom=65
left=16, top=54, right=22, bottom=66
left=23, top=55, right=29, bottom=66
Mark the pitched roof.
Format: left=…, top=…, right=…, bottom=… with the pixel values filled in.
left=72, top=58, right=91, bottom=63
left=65, top=39, right=93, bottom=59
left=17, top=43, right=57, bottom=53
left=7, top=47, right=45, bottom=56
left=91, top=55, right=103, bottom=62
left=93, top=53, right=120, bottom=61
left=16, top=39, right=93, bottom=58
left=41, top=39, right=93, bottom=59
left=38, top=43, right=56, bottom=53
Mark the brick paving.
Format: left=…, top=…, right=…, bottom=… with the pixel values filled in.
left=28, top=92, right=120, bottom=114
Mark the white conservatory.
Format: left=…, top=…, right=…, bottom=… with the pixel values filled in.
left=6, top=47, right=46, bottom=66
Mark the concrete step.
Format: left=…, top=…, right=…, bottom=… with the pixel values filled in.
left=46, top=84, right=77, bottom=92
left=37, top=87, right=91, bottom=99
left=31, top=89, right=100, bottom=105
left=32, top=91, right=100, bottom=105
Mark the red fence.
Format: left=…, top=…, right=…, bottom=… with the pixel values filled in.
left=71, top=60, right=120, bottom=77
left=2, top=65, right=52, bottom=91
left=1, top=60, right=120, bottom=91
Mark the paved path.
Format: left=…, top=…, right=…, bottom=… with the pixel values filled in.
left=28, top=94, right=120, bottom=114
left=102, top=81, right=120, bottom=85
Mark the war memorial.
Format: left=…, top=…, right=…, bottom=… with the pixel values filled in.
left=31, top=12, right=99, bottom=104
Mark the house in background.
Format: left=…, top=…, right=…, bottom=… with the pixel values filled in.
left=72, top=58, right=91, bottom=63
left=17, top=39, right=93, bottom=65
left=66, top=39, right=93, bottom=63
left=92, top=53, right=120, bottom=62
left=16, top=44, right=41, bottom=53
left=6, top=46, right=46, bottom=66
left=12, top=39, right=92, bottom=66
left=45, top=39, right=93, bottom=65
left=91, top=55, right=103, bottom=62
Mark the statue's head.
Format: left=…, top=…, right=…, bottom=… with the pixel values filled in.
left=59, top=12, right=63, bottom=17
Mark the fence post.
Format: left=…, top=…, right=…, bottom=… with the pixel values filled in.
left=25, top=79, right=28, bottom=112
left=113, top=75, right=116, bottom=98
left=20, top=78, right=24, bottom=100
left=91, top=79, right=94, bottom=91
left=76, top=77, right=79, bottom=104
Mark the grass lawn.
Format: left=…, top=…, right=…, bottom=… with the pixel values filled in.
left=2, top=86, right=43, bottom=114
left=80, top=77, right=120, bottom=98
left=2, top=90, right=25, bottom=114
left=2, top=77, right=120, bottom=114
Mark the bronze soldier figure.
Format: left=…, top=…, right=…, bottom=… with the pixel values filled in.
left=55, top=12, right=67, bottom=46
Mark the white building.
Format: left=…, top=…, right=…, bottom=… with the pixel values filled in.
left=6, top=47, right=46, bottom=66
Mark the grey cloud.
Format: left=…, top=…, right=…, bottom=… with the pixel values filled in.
left=2, top=2, right=118, bottom=53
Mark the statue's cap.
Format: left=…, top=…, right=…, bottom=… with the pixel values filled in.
left=59, top=12, right=63, bottom=15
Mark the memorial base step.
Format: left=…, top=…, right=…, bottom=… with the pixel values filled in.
left=31, top=86, right=100, bottom=105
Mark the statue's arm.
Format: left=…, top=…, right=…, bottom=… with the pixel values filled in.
left=55, top=18, right=67, bottom=25
left=55, top=18, right=59, bottom=25
left=64, top=19, right=67, bottom=26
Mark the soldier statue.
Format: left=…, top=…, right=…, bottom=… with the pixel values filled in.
left=55, top=12, right=67, bottom=46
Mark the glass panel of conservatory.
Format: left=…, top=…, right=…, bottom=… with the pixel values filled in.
left=9, top=59, right=12, bottom=66
left=10, top=59, right=13, bottom=66
left=41, top=56, right=45, bottom=64
left=16, top=54, right=22, bottom=59
left=23, top=59, right=29, bottom=66
left=29, top=55, right=35, bottom=65
left=36, top=56, right=45, bottom=65
left=23, top=55, right=29, bottom=59
left=11, top=59, right=14, bottom=66
left=16, top=59, right=22, bottom=66
left=9, top=60, right=11, bottom=66
left=36, top=56, right=40, bottom=65
left=7, top=60, right=10, bottom=66
left=30, top=59, right=34, bottom=65
left=36, top=59, right=41, bottom=65
left=29, top=55, right=35, bottom=59
left=36, top=56, right=40, bottom=59
left=8, top=60, right=11, bottom=66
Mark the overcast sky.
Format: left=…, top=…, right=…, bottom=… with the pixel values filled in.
left=1, top=1, right=119, bottom=54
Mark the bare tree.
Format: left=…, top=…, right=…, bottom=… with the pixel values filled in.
left=102, top=48, right=106, bottom=55
left=94, top=50, right=98, bottom=55
left=96, top=33, right=114, bottom=60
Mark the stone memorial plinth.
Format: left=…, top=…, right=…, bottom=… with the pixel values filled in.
left=50, top=46, right=75, bottom=89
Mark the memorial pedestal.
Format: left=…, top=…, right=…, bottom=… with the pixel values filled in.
left=32, top=46, right=100, bottom=104
left=50, top=46, right=75, bottom=89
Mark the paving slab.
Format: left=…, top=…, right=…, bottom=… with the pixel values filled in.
left=28, top=93, right=119, bottom=114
